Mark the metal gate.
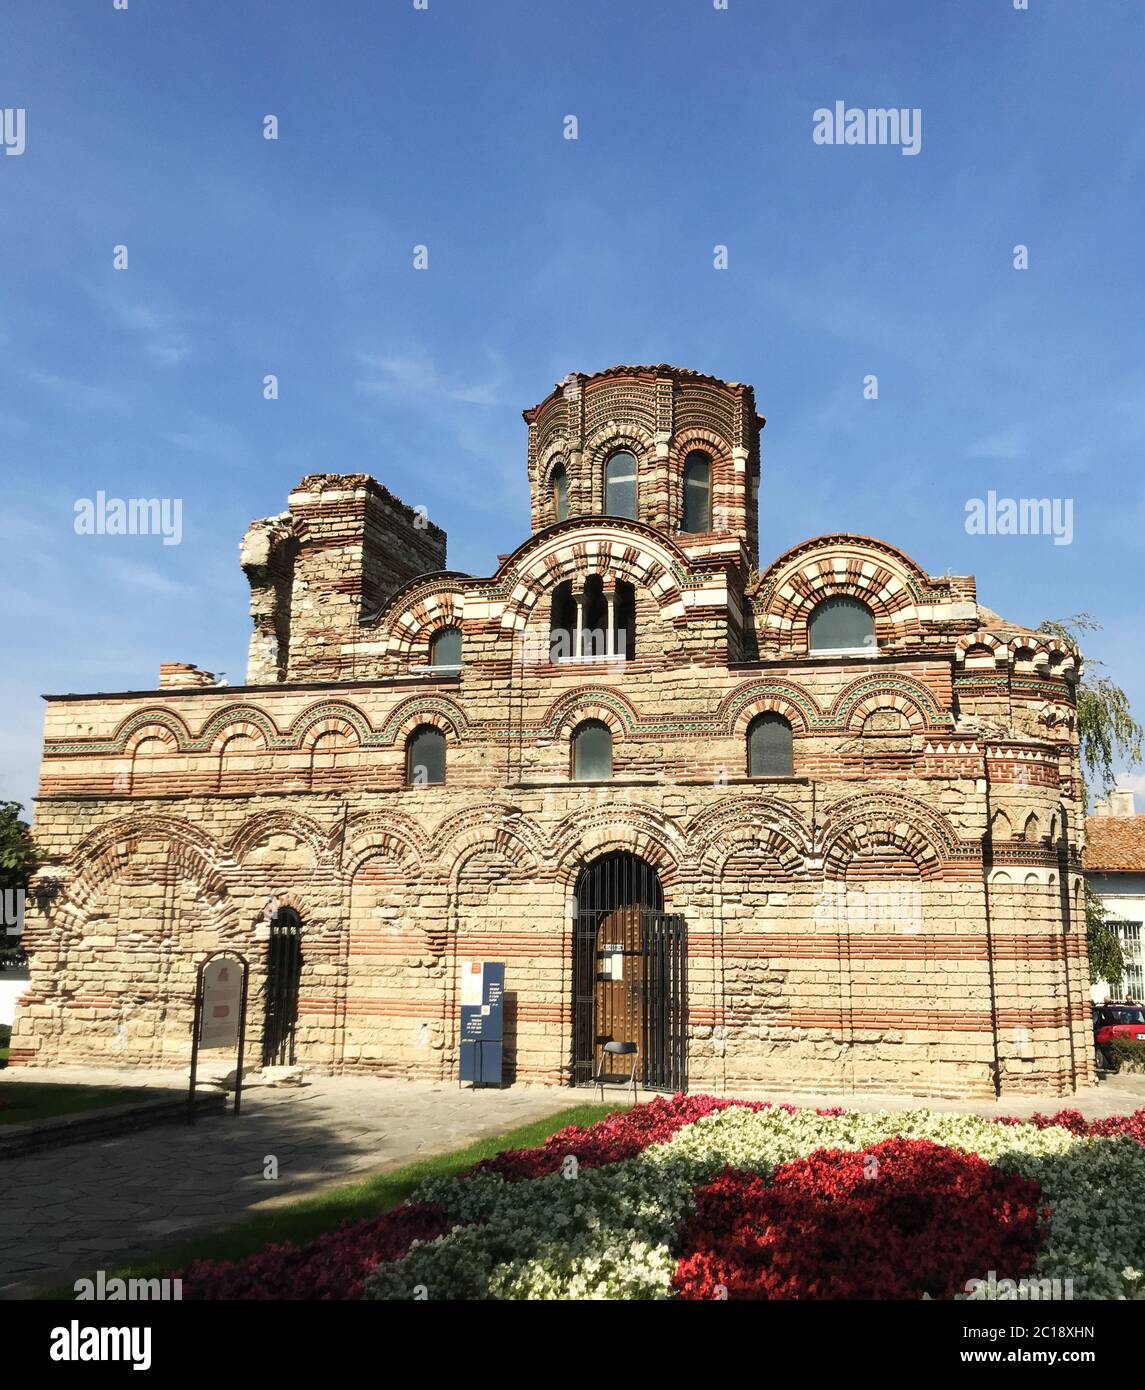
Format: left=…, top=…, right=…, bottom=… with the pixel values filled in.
left=572, top=853, right=687, bottom=1092
left=262, top=907, right=303, bottom=1067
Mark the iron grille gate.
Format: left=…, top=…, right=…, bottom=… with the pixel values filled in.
left=572, top=853, right=687, bottom=1092
left=262, top=908, right=303, bottom=1067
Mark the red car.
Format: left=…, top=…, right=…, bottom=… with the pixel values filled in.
left=1094, top=1001, right=1145, bottom=1054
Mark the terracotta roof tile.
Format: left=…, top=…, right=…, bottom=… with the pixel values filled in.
left=1084, top=816, right=1145, bottom=872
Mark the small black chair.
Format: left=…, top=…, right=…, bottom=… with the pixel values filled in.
left=595, top=1040, right=639, bottom=1104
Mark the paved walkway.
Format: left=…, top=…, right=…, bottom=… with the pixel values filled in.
left=3, top=1067, right=1143, bottom=1299
left=0, top=1070, right=586, bottom=1298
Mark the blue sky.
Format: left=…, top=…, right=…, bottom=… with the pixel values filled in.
left=1, top=0, right=1143, bottom=813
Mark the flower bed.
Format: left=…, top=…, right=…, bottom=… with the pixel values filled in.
left=178, top=1202, right=452, bottom=1301
left=177, top=1097, right=1145, bottom=1301
left=673, top=1139, right=1047, bottom=1300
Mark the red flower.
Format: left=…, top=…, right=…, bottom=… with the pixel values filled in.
left=473, top=1093, right=770, bottom=1181
left=176, top=1201, right=453, bottom=1300
left=996, top=1106, right=1145, bottom=1143
left=673, top=1138, right=1048, bottom=1300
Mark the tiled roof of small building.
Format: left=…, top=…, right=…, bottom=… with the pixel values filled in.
left=1084, top=816, right=1145, bottom=872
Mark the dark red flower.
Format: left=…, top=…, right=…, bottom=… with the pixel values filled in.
left=473, top=1093, right=769, bottom=1181
left=176, top=1201, right=453, bottom=1300
left=673, top=1138, right=1048, bottom=1300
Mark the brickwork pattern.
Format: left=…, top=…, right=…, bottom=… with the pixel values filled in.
left=11, top=366, right=1093, bottom=1099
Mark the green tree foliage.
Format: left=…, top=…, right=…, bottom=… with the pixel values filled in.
left=1039, top=614, right=1143, bottom=806
left=1085, top=882, right=1124, bottom=991
left=0, top=801, right=38, bottom=969
left=1039, top=616, right=1140, bottom=987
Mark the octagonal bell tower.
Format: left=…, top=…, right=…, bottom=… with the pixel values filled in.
left=522, top=364, right=764, bottom=564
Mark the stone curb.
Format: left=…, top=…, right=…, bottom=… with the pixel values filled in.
left=0, top=1090, right=228, bottom=1158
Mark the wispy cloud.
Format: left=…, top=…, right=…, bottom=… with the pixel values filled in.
left=967, top=426, right=1029, bottom=461
left=356, top=353, right=504, bottom=407
left=26, top=369, right=130, bottom=415
left=97, top=556, right=192, bottom=597
left=91, top=288, right=201, bottom=366
left=163, top=413, right=250, bottom=469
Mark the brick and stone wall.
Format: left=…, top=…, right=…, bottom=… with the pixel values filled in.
left=10, top=366, right=1093, bottom=1098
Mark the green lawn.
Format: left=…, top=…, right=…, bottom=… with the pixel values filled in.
left=0, top=1022, right=9, bottom=1067
left=0, top=1081, right=157, bottom=1126
left=79, top=1101, right=619, bottom=1289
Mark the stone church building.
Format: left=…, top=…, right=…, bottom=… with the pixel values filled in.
left=12, top=365, right=1093, bottom=1097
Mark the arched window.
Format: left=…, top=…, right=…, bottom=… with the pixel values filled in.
left=549, top=580, right=575, bottom=662
left=682, top=451, right=711, bottom=533
left=406, top=726, right=445, bottom=786
left=581, top=574, right=607, bottom=658
left=572, top=720, right=612, bottom=781
left=604, top=451, right=638, bottom=519
left=551, top=464, right=568, bottom=523
left=808, top=596, right=876, bottom=652
left=429, top=626, right=462, bottom=668
left=549, top=577, right=636, bottom=662
left=747, top=714, right=793, bottom=778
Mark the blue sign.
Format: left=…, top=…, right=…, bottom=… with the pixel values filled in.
left=459, top=961, right=504, bottom=1085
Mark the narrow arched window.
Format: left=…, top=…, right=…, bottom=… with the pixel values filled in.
left=747, top=714, right=793, bottom=778
left=808, top=596, right=875, bottom=652
left=549, top=580, right=575, bottom=663
left=604, top=451, right=638, bottom=519
left=429, top=626, right=461, bottom=668
left=572, top=720, right=612, bottom=781
left=581, top=574, right=607, bottom=658
left=552, top=464, right=568, bottom=523
left=682, top=451, right=711, bottom=533
left=406, top=726, right=445, bottom=786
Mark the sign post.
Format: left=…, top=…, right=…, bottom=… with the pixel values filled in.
left=188, top=950, right=250, bottom=1124
left=458, top=960, right=504, bottom=1087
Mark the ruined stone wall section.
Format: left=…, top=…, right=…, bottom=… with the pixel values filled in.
left=245, top=475, right=448, bottom=685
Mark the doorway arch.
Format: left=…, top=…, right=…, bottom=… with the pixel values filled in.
left=262, top=906, right=303, bottom=1067
left=571, top=852, right=686, bottom=1092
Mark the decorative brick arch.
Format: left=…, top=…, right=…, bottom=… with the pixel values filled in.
left=546, top=687, right=638, bottom=741
left=830, top=675, right=948, bottom=734
left=263, top=889, right=319, bottom=926
left=207, top=719, right=271, bottom=756
left=954, top=631, right=1009, bottom=668
left=1006, top=633, right=1080, bottom=674
left=820, top=794, right=961, bottom=881
left=551, top=804, right=685, bottom=892
left=292, top=703, right=370, bottom=750
left=111, top=707, right=193, bottom=754
left=431, top=804, right=545, bottom=876
left=752, top=536, right=936, bottom=653
left=343, top=809, right=431, bottom=877
left=721, top=680, right=818, bottom=736
left=123, top=723, right=179, bottom=758
left=538, top=440, right=571, bottom=525
left=60, top=815, right=234, bottom=934
left=498, top=526, right=690, bottom=634
left=385, top=590, right=466, bottom=661
left=380, top=694, right=469, bottom=745
left=199, top=705, right=278, bottom=752
left=229, top=810, right=332, bottom=868
left=686, top=796, right=813, bottom=877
